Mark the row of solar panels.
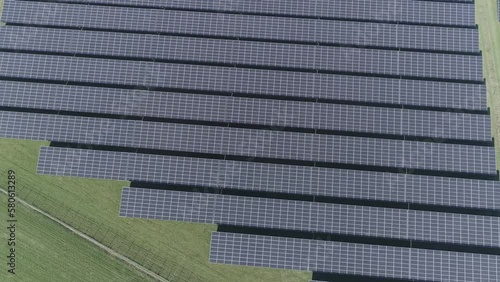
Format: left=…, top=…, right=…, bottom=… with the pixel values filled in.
left=10, top=0, right=476, bottom=27
left=1, top=111, right=495, bottom=175
left=18, top=0, right=476, bottom=10
left=0, top=10, right=481, bottom=54
left=37, top=146, right=500, bottom=210
left=0, top=81, right=491, bottom=142
left=209, top=232, right=499, bottom=282
left=0, top=52, right=487, bottom=111
left=120, top=187, right=500, bottom=248
left=0, top=26, right=484, bottom=82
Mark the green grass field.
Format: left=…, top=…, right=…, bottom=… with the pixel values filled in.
left=0, top=140, right=311, bottom=282
left=0, top=195, right=155, bottom=282
left=0, top=1, right=499, bottom=282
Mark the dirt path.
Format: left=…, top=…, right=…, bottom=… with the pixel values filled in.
left=0, top=188, right=169, bottom=282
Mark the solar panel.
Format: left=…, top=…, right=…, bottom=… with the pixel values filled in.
left=19, top=0, right=476, bottom=9
left=0, top=27, right=483, bottom=81
left=209, top=232, right=500, bottom=281
left=1, top=111, right=496, bottom=174
left=37, top=147, right=500, bottom=210
left=0, top=81, right=491, bottom=142
left=120, top=187, right=500, bottom=247
left=4, top=0, right=476, bottom=27
left=0, top=18, right=480, bottom=54
left=0, top=53, right=488, bottom=110
left=397, top=24, right=478, bottom=53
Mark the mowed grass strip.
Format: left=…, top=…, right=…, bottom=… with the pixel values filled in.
left=0, top=138, right=311, bottom=282
left=0, top=194, right=156, bottom=282
left=477, top=0, right=500, bottom=167
left=0, top=0, right=3, bottom=26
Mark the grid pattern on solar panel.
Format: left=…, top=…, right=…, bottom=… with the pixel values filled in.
left=5, top=0, right=476, bottom=26
left=0, top=81, right=491, bottom=142
left=120, top=187, right=500, bottom=247
left=397, top=24, right=478, bottom=53
left=0, top=20, right=480, bottom=54
left=0, top=27, right=483, bottom=81
left=1, top=111, right=496, bottom=174
left=20, top=0, right=476, bottom=8
left=37, top=147, right=500, bottom=210
left=0, top=52, right=488, bottom=111
left=210, top=232, right=500, bottom=281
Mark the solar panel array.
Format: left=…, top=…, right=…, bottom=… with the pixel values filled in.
left=6, top=0, right=476, bottom=27
left=0, top=25, right=481, bottom=54
left=0, top=0, right=498, bottom=281
left=0, top=52, right=488, bottom=110
left=4, top=1, right=474, bottom=51
left=37, top=146, right=500, bottom=210
left=210, top=232, right=500, bottom=282
left=0, top=26, right=484, bottom=81
left=120, top=187, right=500, bottom=247
left=0, top=81, right=491, bottom=142
left=2, top=111, right=496, bottom=174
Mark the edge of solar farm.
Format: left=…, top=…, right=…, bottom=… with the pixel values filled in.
left=0, top=0, right=499, bottom=281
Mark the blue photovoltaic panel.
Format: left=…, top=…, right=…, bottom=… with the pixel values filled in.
left=37, top=147, right=500, bottom=210
left=120, top=187, right=500, bottom=247
left=1, top=111, right=496, bottom=175
left=209, top=232, right=500, bottom=281
left=4, top=0, right=476, bottom=27
left=0, top=53, right=488, bottom=111
left=0, top=81, right=491, bottom=142
left=397, top=24, right=478, bottom=53
left=0, top=26, right=483, bottom=81
left=20, top=0, right=475, bottom=9
left=0, top=16, right=480, bottom=53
